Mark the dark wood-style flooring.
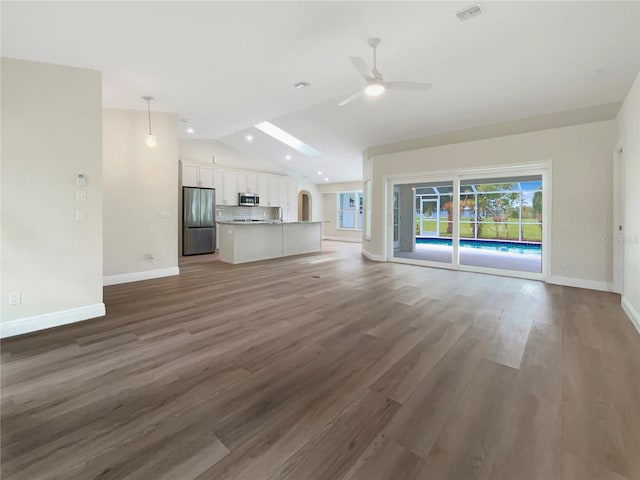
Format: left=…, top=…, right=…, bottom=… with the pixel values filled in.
left=1, top=241, right=639, bottom=480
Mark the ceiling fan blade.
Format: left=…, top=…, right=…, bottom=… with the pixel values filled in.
left=338, top=90, right=364, bottom=107
left=350, top=56, right=375, bottom=81
left=386, top=81, right=432, bottom=91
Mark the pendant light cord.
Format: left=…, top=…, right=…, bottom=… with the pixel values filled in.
left=146, top=98, right=152, bottom=135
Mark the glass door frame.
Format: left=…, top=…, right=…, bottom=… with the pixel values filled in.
left=385, top=162, right=551, bottom=281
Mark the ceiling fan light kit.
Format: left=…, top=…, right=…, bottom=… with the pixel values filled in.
left=364, top=81, right=385, bottom=97
left=338, top=37, right=432, bottom=106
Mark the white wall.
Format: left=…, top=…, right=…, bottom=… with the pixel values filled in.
left=365, top=121, right=616, bottom=286
left=319, top=181, right=363, bottom=242
left=180, top=139, right=289, bottom=174
left=103, top=109, right=179, bottom=284
left=616, top=73, right=640, bottom=329
left=296, top=178, right=323, bottom=223
left=1, top=58, right=104, bottom=336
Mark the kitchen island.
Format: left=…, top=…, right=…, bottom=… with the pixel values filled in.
left=217, top=221, right=323, bottom=264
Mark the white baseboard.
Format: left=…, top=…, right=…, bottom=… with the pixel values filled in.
left=622, top=296, right=640, bottom=335
left=546, top=275, right=612, bottom=292
left=362, top=249, right=386, bottom=262
left=103, top=267, right=180, bottom=286
left=1, top=303, right=106, bottom=339
left=322, top=236, right=362, bottom=243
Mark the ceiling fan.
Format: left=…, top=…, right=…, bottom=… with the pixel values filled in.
left=338, top=37, right=432, bottom=106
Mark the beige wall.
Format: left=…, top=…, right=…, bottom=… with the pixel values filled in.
left=103, top=109, right=179, bottom=282
left=365, top=121, right=616, bottom=285
left=616, top=73, right=640, bottom=326
left=1, top=58, right=103, bottom=332
left=319, top=181, right=363, bottom=242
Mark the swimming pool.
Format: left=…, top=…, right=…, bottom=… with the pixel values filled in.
left=416, top=238, right=541, bottom=255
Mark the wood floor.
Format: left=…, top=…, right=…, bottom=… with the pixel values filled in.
left=1, top=241, right=639, bottom=480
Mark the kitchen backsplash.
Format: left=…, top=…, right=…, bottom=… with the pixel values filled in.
left=216, top=205, right=280, bottom=222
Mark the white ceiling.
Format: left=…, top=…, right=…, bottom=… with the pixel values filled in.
left=2, top=1, right=639, bottom=183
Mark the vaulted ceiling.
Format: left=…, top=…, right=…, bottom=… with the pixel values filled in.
left=2, top=1, right=639, bottom=182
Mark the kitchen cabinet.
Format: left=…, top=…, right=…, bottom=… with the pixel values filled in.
left=267, top=176, right=279, bottom=206
left=236, top=171, right=247, bottom=194
left=257, top=174, right=269, bottom=203
left=223, top=171, right=239, bottom=206
left=204, top=166, right=298, bottom=214
left=213, top=167, right=225, bottom=203
left=181, top=161, right=214, bottom=188
left=199, top=165, right=215, bottom=188
left=278, top=177, right=288, bottom=210
left=287, top=178, right=298, bottom=221
left=246, top=173, right=257, bottom=194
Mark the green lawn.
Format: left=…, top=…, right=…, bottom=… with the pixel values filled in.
left=416, top=218, right=542, bottom=242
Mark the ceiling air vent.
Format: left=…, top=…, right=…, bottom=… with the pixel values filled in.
left=455, top=4, right=483, bottom=21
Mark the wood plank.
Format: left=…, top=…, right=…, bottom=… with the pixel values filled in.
left=0, top=241, right=638, bottom=480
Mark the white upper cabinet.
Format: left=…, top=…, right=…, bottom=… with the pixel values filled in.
left=199, top=165, right=215, bottom=188
left=287, top=178, right=298, bottom=221
left=246, top=173, right=257, bottom=194
left=224, top=171, right=239, bottom=206
left=257, top=174, right=269, bottom=203
left=278, top=176, right=288, bottom=209
left=213, top=167, right=225, bottom=203
left=236, top=171, right=247, bottom=193
left=268, top=176, right=279, bottom=206
left=181, top=162, right=199, bottom=187
left=181, top=161, right=215, bottom=188
left=203, top=166, right=299, bottom=214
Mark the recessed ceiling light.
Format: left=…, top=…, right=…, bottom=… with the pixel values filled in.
left=324, top=177, right=329, bottom=182
left=285, top=154, right=291, bottom=160
left=293, top=81, right=311, bottom=89
left=317, top=171, right=322, bottom=175
left=254, top=121, right=321, bottom=157
left=186, top=127, right=194, bottom=134
left=245, top=134, right=253, bottom=142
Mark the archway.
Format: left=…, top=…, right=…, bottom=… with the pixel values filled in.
left=298, top=190, right=312, bottom=221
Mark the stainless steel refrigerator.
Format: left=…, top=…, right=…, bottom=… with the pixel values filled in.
left=182, top=187, right=216, bottom=255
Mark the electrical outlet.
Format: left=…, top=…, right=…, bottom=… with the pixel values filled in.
left=159, top=210, right=171, bottom=218
left=76, top=190, right=86, bottom=201
left=76, top=209, right=86, bottom=221
left=8, top=290, right=21, bottom=305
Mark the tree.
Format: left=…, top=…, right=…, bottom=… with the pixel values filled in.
left=475, top=184, right=519, bottom=239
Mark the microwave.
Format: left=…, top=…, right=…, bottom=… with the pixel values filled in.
left=238, top=192, right=259, bottom=207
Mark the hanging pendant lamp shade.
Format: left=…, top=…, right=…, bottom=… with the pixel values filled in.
left=142, top=96, right=157, bottom=148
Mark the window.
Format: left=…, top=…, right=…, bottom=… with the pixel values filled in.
left=338, top=191, right=363, bottom=230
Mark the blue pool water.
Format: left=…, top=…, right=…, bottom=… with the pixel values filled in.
left=416, top=238, right=541, bottom=255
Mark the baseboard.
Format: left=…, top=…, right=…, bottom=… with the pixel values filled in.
left=622, top=296, right=640, bottom=335
left=546, top=275, right=612, bottom=292
left=361, top=249, right=386, bottom=262
left=103, top=267, right=180, bottom=286
left=1, top=303, right=106, bottom=339
left=322, top=236, right=362, bottom=243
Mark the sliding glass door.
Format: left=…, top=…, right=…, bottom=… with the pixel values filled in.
left=389, top=168, right=546, bottom=279
left=458, top=175, right=542, bottom=273
left=393, top=181, right=453, bottom=265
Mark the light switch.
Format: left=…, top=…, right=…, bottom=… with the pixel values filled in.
left=76, top=190, right=86, bottom=201
left=159, top=210, right=171, bottom=218
left=76, top=174, right=86, bottom=186
left=8, top=290, right=21, bottom=305
left=76, top=209, right=86, bottom=221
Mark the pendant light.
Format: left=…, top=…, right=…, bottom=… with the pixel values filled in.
left=142, top=96, right=157, bottom=148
